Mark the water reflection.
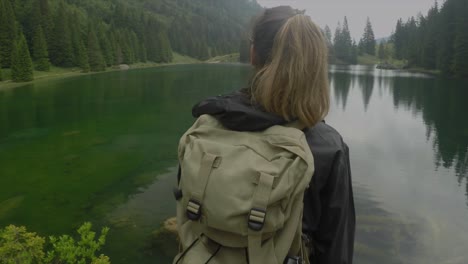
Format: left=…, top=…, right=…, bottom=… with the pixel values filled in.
left=391, top=77, right=468, bottom=204
left=330, top=66, right=468, bottom=205
left=330, top=66, right=468, bottom=263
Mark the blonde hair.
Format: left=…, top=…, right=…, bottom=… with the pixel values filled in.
left=250, top=8, right=330, bottom=127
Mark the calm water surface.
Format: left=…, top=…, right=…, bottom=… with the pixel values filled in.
left=0, top=64, right=467, bottom=263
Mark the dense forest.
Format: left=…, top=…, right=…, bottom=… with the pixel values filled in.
left=392, top=0, right=468, bottom=77
left=0, top=0, right=261, bottom=81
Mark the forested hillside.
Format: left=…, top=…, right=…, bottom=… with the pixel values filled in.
left=0, top=0, right=261, bottom=81
left=392, top=0, right=468, bottom=77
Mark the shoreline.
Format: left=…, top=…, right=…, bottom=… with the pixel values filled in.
left=0, top=62, right=201, bottom=91
left=1, top=61, right=446, bottom=91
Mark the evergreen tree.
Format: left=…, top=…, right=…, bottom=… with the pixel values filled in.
left=76, top=38, right=90, bottom=73
left=350, top=40, right=358, bottom=64
left=333, top=17, right=354, bottom=64
left=32, top=26, right=50, bottom=71
left=0, top=0, right=17, bottom=68
left=393, top=19, right=405, bottom=60
left=452, top=16, right=468, bottom=78
left=239, top=33, right=250, bottom=63
left=87, top=26, right=106, bottom=72
left=421, top=3, right=439, bottom=69
left=324, top=25, right=332, bottom=44
left=39, top=0, right=53, bottom=46
left=139, top=41, right=147, bottom=63
left=378, top=42, right=387, bottom=60
left=97, top=26, right=114, bottom=66
left=49, top=2, right=73, bottom=67
left=11, top=33, right=34, bottom=82
left=360, top=17, right=376, bottom=55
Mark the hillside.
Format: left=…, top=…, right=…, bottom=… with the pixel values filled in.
left=0, top=0, right=261, bottom=81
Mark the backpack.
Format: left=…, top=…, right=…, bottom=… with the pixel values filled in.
left=173, top=114, right=314, bottom=264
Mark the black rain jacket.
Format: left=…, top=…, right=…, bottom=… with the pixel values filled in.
left=188, top=90, right=355, bottom=264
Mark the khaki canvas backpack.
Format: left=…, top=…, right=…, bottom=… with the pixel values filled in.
left=173, top=114, right=314, bottom=264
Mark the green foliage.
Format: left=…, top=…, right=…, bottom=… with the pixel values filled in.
left=324, top=25, right=332, bottom=44
left=392, top=0, right=468, bottom=76
left=378, top=42, right=387, bottom=60
left=33, top=26, right=50, bottom=71
left=11, top=33, right=34, bottom=82
left=333, top=17, right=357, bottom=64
left=49, top=1, right=73, bottom=67
left=0, top=0, right=259, bottom=78
left=87, top=27, right=106, bottom=72
left=45, top=222, right=110, bottom=264
left=0, top=0, right=17, bottom=68
left=0, top=225, right=45, bottom=263
left=359, top=18, right=376, bottom=55
left=452, top=16, right=468, bottom=78
left=0, top=223, right=110, bottom=264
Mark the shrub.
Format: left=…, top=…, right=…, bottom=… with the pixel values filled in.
left=0, top=222, right=110, bottom=264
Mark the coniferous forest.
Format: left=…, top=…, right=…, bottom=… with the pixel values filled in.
left=0, top=0, right=261, bottom=81
left=392, top=0, right=468, bottom=77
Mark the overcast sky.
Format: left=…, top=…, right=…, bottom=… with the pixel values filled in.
left=255, top=0, right=438, bottom=40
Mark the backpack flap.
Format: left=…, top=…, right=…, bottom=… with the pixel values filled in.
left=175, top=115, right=314, bottom=264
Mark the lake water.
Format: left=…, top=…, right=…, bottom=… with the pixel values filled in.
left=0, top=64, right=467, bottom=263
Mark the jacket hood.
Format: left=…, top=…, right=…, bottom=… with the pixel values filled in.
left=192, top=90, right=287, bottom=132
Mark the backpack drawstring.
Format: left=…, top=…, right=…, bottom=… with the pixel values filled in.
left=204, top=244, right=222, bottom=264
left=175, top=236, right=200, bottom=264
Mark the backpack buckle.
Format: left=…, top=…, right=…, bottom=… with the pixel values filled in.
left=186, top=199, right=202, bottom=220
left=248, top=208, right=266, bottom=231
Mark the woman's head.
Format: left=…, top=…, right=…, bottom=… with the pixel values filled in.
left=250, top=6, right=329, bottom=127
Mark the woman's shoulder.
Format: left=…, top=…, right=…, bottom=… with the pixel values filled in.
left=305, top=121, right=348, bottom=153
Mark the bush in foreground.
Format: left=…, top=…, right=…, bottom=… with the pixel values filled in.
left=0, top=222, right=110, bottom=264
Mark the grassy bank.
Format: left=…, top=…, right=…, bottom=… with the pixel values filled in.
left=0, top=53, right=200, bottom=90
left=357, top=54, right=407, bottom=68
left=404, top=67, right=440, bottom=76
left=205, top=53, right=240, bottom=63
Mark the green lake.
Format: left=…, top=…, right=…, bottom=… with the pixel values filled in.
left=0, top=64, right=467, bottom=263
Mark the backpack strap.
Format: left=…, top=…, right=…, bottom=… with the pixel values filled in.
left=248, top=172, right=275, bottom=264
left=186, top=153, right=220, bottom=221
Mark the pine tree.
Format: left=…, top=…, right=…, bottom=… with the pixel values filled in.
left=11, top=33, right=34, bottom=82
left=87, top=26, right=106, bottom=72
left=378, top=42, right=386, bottom=60
left=360, top=17, right=376, bottom=55
left=324, top=25, right=332, bottom=44
left=0, top=0, right=17, bottom=68
left=393, top=19, right=404, bottom=60
left=32, top=26, right=50, bottom=71
left=77, top=39, right=90, bottom=73
left=421, top=3, right=439, bottom=69
left=39, top=0, right=53, bottom=46
left=49, top=2, right=73, bottom=67
left=139, top=42, right=147, bottom=62
left=334, top=17, right=354, bottom=64
left=97, top=26, right=114, bottom=66
left=452, top=16, right=468, bottom=78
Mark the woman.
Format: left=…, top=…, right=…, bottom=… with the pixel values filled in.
left=184, top=6, right=355, bottom=264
